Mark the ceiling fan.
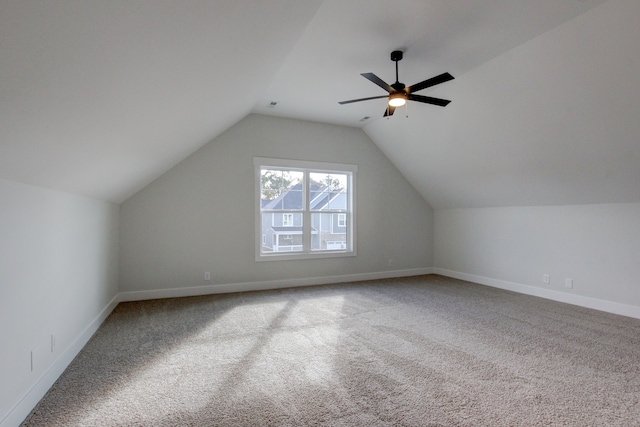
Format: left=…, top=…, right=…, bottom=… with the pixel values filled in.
left=339, top=50, right=454, bottom=117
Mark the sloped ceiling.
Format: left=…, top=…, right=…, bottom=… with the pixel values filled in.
left=364, top=0, right=640, bottom=209
left=2, top=0, right=638, bottom=210
left=0, top=0, right=323, bottom=202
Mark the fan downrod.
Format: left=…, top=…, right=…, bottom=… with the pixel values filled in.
left=390, top=50, right=405, bottom=90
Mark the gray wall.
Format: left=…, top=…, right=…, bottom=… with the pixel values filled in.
left=0, top=178, right=119, bottom=425
left=119, top=114, right=433, bottom=293
left=434, top=203, right=640, bottom=316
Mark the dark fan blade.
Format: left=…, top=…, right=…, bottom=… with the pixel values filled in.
left=338, top=95, right=388, bottom=105
left=406, top=72, right=454, bottom=94
left=361, top=73, right=394, bottom=93
left=383, top=105, right=396, bottom=117
left=409, top=94, right=451, bottom=107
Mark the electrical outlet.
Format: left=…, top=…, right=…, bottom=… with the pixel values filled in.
left=51, top=334, right=56, bottom=352
left=204, top=271, right=211, bottom=281
left=565, top=278, right=573, bottom=289
left=388, top=259, right=393, bottom=268
left=543, top=274, right=550, bottom=284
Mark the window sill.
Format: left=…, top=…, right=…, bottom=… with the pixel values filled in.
left=256, top=250, right=356, bottom=262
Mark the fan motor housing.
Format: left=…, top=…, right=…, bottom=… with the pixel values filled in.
left=391, top=82, right=406, bottom=92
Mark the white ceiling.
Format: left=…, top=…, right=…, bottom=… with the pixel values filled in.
left=2, top=0, right=638, bottom=209
left=255, top=0, right=606, bottom=126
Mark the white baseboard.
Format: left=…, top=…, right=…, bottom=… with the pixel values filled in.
left=119, top=267, right=434, bottom=302
left=4, top=267, right=432, bottom=426
left=432, top=268, right=640, bottom=320
left=2, top=294, right=121, bottom=427
left=8, top=266, right=639, bottom=427
left=5, top=267, right=477, bottom=427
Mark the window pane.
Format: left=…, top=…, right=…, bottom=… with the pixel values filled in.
left=309, top=172, right=348, bottom=211
left=260, top=169, right=303, bottom=210
left=261, top=214, right=304, bottom=254
left=311, top=213, right=348, bottom=251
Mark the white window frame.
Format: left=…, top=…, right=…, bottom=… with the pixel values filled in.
left=282, top=213, right=294, bottom=227
left=254, top=157, right=357, bottom=262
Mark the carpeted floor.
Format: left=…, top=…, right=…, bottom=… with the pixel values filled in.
left=21, top=275, right=640, bottom=426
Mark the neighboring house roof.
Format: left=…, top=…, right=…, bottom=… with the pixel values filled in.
left=262, top=183, right=346, bottom=211
left=313, top=191, right=346, bottom=211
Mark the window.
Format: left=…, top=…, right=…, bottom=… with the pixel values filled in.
left=255, top=157, right=356, bottom=261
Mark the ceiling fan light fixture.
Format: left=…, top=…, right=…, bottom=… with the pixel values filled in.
left=388, top=92, right=406, bottom=107
left=338, top=51, right=454, bottom=117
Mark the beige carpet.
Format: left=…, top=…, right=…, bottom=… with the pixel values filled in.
left=22, top=275, right=640, bottom=426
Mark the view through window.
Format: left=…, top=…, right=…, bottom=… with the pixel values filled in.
left=254, top=157, right=356, bottom=261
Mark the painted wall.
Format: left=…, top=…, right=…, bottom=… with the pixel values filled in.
left=434, top=203, right=640, bottom=317
left=0, top=178, right=119, bottom=426
left=119, top=114, right=433, bottom=293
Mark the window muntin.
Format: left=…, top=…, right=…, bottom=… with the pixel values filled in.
left=255, top=157, right=356, bottom=261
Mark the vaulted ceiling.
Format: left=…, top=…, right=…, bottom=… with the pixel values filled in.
left=2, top=0, right=638, bottom=209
